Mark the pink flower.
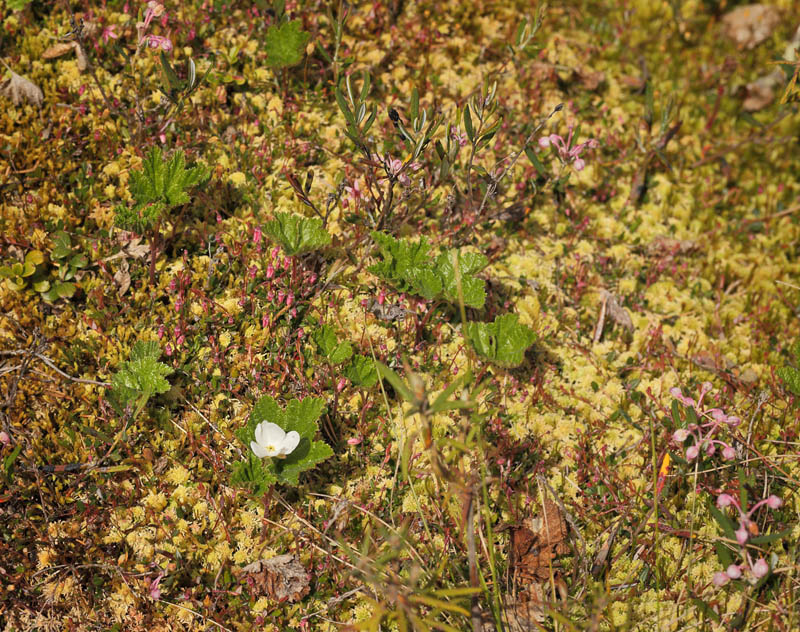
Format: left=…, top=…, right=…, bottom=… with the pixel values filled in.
left=101, top=25, right=118, bottom=44
left=146, top=35, right=173, bottom=52
left=685, top=445, right=699, bottom=460
left=344, top=179, right=362, bottom=204
left=670, top=387, right=696, bottom=409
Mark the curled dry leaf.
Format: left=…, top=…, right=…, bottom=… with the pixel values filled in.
left=74, top=43, right=89, bottom=72
left=42, top=42, right=75, bottom=59
left=1, top=70, right=44, bottom=107
left=600, top=290, right=634, bottom=332
left=113, top=259, right=131, bottom=297
left=240, top=554, right=310, bottom=602
left=721, top=4, right=780, bottom=50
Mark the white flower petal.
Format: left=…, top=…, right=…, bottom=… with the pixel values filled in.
left=250, top=440, right=269, bottom=458
left=260, top=422, right=285, bottom=446
left=280, top=431, right=300, bottom=455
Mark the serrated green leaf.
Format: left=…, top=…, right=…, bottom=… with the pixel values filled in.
left=125, top=147, right=208, bottom=216
left=110, top=341, right=173, bottom=407
left=264, top=20, right=311, bottom=69
left=275, top=439, right=333, bottom=485
left=263, top=211, right=331, bottom=256
left=465, top=314, right=536, bottom=368
left=345, top=355, right=378, bottom=388
left=313, top=325, right=353, bottom=364
left=777, top=366, right=800, bottom=396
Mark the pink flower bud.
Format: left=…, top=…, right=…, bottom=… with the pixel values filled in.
left=705, top=444, right=716, bottom=456
left=735, top=526, right=749, bottom=545
left=573, top=158, right=585, bottom=171
left=725, top=564, right=742, bottom=579
left=347, top=437, right=362, bottom=446
left=673, top=429, right=689, bottom=442
left=751, top=558, right=769, bottom=578
left=712, top=571, right=729, bottom=587
left=538, top=137, right=551, bottom=148
left=717, top=493, right=735, bottom=508
left=726, top=416, right=741, bottom=427
left=0, top=431, right=10, bottom=446
left=336, top=377, right=348, bottom=392
left=253, top=227, right=262, bottom=244
left=766, top=495, right=782, bottom=509
left=722, top=446, right=736, bottom=460
left=686, top=445, right=699, bottom=460
left=265, top=264, right=275, bottom=279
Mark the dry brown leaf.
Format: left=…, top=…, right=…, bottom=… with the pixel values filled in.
left=42, top=42, right=75, bottom=59
left=74, top=44, right=89, bottom=72
left=721, top=5, right=780, bottom=50
left=1, top=70, right=44, bottom=107
left=114, top=259, right=131, bottom=297
left=240, top=555, right=310, bottom=603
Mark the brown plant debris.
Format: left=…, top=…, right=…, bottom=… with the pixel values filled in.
left=0, top=69, right=44, bottom=107
left=721, top=5, right=780, bottom=50
left=239, top=554, right=310, bottom=603
left=503, top=498, right=570, bottom=628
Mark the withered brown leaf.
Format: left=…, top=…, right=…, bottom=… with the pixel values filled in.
left=42, top=42, right=76, bottom=59
left=240, top=554, right=310, bottom=603
left=1, top=69, right=44, bottom=107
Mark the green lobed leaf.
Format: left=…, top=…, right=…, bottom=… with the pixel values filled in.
left=345, top=355, right=378, bottom=388
left=434, top=250, right=487, bottom=308
left=110, top=341, right=173, bottom=407
left=264, top=20, right=311, bottom=69
left=263, top=211, right=332, bottom=256
left=313, top=325, right=353, bottom=364
left=465, top=314, right=536, bottom=368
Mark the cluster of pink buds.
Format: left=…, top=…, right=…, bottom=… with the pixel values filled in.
left=712, top=492, right=782, bottom=586
left=670, top=382, right=740, bottom=461
left=343, top=179, right=362, bottom=208
left=538, top=126, right=599, bottom=171
left=136, top=1, right=173, bottom=52
left=450, top=125, right=468, bottom=147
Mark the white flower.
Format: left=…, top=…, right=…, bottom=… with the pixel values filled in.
left=250, top=421, right=300, bottom=458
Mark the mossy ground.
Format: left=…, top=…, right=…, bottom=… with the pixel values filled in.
left=2, top=0, right=800, bottom=630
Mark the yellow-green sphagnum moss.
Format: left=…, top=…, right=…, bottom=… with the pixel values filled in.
left=2, top=0, right=799, bottom=629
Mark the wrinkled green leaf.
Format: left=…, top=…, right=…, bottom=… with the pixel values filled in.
left=313, top=325, right=353, bottom=364
left=465, top=314, right=536, bottom=368
left=345, top=355, right=378, bottom=388
left=263, top=211, right=331, bottom=256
